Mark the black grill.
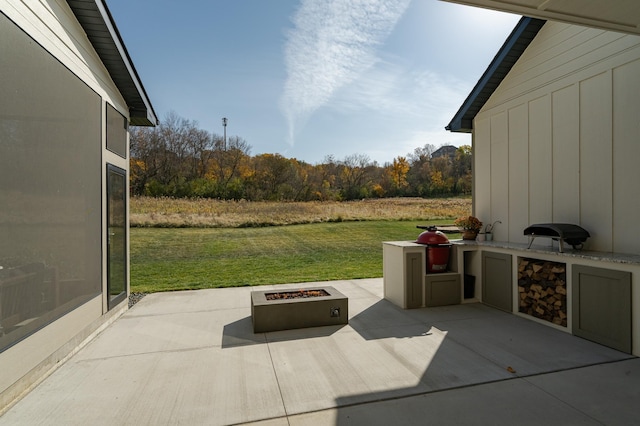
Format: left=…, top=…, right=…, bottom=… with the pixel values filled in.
left=523, top=223, right=590, bottom=252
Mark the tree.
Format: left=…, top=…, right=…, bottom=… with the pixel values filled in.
left=406, top=143, right=436, bottom=196
left=409, top=144, right=436, bottom=165
left=453, top=145, right=473, bottom=194
left=386, top=156, right=410, bottom=195
left=185, top=126, right=215, bottom=180
left=129, top=125, right=165, bottom=195
left=337, top=154, right=372, bottom=200
left=207, top=136, right=252, bottom=198
left=313, top=155, right=339, bottom=200
left=129, top=112, right=220, bottom=196
left=288, top=159, right=315, bottom=201
left=430, top=156, right=454, bottom=195
left=249, top=153, right=295, bottom=200
left=129, top=112, right=473, bottom=200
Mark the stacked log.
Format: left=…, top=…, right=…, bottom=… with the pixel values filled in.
left=518, top=258, right=567, bottom=327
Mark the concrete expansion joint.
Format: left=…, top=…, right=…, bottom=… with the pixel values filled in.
left=265, top=340, right=289, bottom=420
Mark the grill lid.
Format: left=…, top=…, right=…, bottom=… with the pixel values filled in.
left=523, top=223, right=589, bottom=241
left=523, top=223, right=590, bottom=251
left=416, top=226, right=450, bottom=245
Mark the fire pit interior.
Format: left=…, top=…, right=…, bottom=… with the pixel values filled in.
left=265, top=289, right=329, bottom=300
left=251, top=286, right=348, bottom=333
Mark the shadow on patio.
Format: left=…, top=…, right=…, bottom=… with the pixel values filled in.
left=1, top=278, right=638, bottom=425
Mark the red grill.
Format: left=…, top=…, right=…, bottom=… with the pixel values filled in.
left=416, top=226, right=451, bottom=273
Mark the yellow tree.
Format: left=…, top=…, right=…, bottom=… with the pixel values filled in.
left=387, top=156, right=410, bottom=194
left=129, top=158, right=147, bottom=195
left=250, top=153, right=295, bottom=200
left=430, top=169, right=447, bottom=194
left=205, top=136, right=252, bottom=198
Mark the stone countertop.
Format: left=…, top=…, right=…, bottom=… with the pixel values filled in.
left=383, top=240, right=426, bottom=248
left=450, top=239, right=640, bottom=266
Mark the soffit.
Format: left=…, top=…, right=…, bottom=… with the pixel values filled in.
left=446, top=17, right=546, bottom=133
left=66, top=0, right=157, bottom=126
left=441, top=0, right=640, bottom=35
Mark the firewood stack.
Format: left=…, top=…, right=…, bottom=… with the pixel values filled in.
left=518, top=258, right=567, bottom=327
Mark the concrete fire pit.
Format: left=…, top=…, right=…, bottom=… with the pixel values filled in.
left=251, top=286, right=348, bottom=333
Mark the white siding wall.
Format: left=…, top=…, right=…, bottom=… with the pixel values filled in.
left=474, top=118, right=492, bottom=222
left=528, top=95, right=552, bottom=230
left=551, top=85, right=579, bottom=223
left=580, top=72, right=613, bottom=251
left=474, top=21, right=640, bottom=254
left=490, top=112, right=509, bottom=239
left=612, top=59, right=640, bottom=253
left=507, top=104, right=528, bottom=242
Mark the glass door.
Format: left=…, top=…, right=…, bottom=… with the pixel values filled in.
left=107, top=165, right=127, bottom=309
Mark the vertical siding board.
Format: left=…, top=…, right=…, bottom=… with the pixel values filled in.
left=474, top=118, right=492, bottom=220
left=612, top=59, right=640, bottom=254
left=485, top=26, right=627, bottom=110
left=508, top=104, right=529, bottom=243
left=552, top=84, right=580, bottom=222
left=579, top=72, right=613, bottom=251
left=528, top=96, right=553, bottom=225
left=490, top=113, right=509, bottom=235
left=474, top=22, right=640, bottom=253
left=495, top=25, right=593, bottom=96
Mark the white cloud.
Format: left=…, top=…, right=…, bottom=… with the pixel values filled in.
left=330, top=63, right=471, bottom=120
left=280, top=0, right=411, bottom=145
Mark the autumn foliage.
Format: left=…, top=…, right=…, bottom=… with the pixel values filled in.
left=130, top=113, right=472, bottom=201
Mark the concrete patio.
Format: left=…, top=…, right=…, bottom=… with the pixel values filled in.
left=1, top=278, right=638, bottom=425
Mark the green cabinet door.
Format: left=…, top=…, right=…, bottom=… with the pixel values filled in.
left=572, top=265, right=631, bottom=353
left=482, top=252, right=513, bottom=312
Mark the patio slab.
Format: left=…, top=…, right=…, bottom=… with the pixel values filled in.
left=0, top=278, right=636, bottom=425
left=525, top=358, right=640, bottom=425
left=2, top=345, right=285, bottom=425
left=289, top=376, right=605, bottom=426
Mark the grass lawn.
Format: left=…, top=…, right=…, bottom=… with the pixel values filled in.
left=130, top=220, right=460, bottom=293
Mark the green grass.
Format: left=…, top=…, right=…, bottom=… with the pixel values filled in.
left=130, top=220, right=460, bottom=293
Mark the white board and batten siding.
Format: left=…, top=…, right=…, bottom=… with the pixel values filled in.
left=474, top=21, right=640, bottom=255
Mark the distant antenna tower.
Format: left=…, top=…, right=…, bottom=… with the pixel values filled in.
left=222, top=117, right=228, bottom=150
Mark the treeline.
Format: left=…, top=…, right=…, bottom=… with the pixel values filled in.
left=130, top=113, right=472, bottom=201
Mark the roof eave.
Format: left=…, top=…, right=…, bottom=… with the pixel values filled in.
left=67, top=0, right=158, bottom=127
left=445, top=16, right=546, bottom=133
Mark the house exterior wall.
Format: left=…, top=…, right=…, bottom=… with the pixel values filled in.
left=472, top=20, right=640, bottom=356
left=2, top=0, right=129, bottom=115
left=474, top=21, right=640, bottom=253
left=1, top=0, right=131, bottom=410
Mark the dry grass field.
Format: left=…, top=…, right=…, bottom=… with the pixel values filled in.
left=130, top=196, right=472, bottom=228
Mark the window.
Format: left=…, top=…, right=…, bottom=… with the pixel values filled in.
left=0, top=12, right=102, bottom=351
left=106, top=103, right=127, bottom=158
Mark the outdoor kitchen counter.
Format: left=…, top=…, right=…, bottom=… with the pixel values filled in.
left=450, top=239, right=640, bottom=266
left=450, top=239, right=639, bottom=355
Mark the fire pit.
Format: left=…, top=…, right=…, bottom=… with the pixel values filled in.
left=265, top=289, right=329, bottom=300
left=251, top=286, right=348, bottom=333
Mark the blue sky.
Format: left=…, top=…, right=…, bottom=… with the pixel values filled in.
left=107, top=0, right=520, bottom=164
